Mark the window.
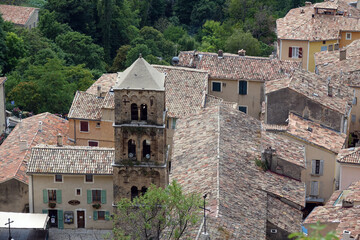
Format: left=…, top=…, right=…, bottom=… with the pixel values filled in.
left=140, top=104, right=147, bottom=120
left=96, top=122, right=101, bottom=128
left=128, top=139, right=136, bottom=158
left=211, top=81, right=221, bottom=92
left=131, top=186, right=138, bottom=201
left=310, top=181, right=319, bottom=196
left=346, top=32, right=352, bottom=40
left=320, top=46, right=327, bottom=51
left=87, top=190, right=106, bottom=204
left=141, top=187, right=148, bottom=196
left=353, top=97, right=357, bottom=105
left=48, top=190, right=57, bottom=202
left=85, top=174, right=93, bottom=183
left=239, top=106, right=247, bottom=114
left=142, top=140, right=151, bottom=160
left=239, top=81, right=248, bottom=95
left=311, top=160, right=323, bottom=175
left=43, top=189, right=62, bottom=204
left=171, top=118, right=177, bottom=129
left=131, top=103, right=138, bottom=120
left=288, top=47, right=302, bottom=58
left=92, top=190, right=101, bottom=202
left=88, top=141, right=99, bottom=147
left=80, top=121, right=89, bottom=132
left=352, top=114, right=356, bottom=123
left=55, top=174, right=62, bottom=182
left=98, top=211, right=105, bottom=220
left=322, top=41, right=326, bottom=44
left=76, top=188, right=81, bottom=196
left=93, top=211, right=109, bottom=221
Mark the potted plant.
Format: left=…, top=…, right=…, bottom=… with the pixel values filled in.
left=92, top=203, right=101, bottom=209
left=48, top=202, right=56, bottom=208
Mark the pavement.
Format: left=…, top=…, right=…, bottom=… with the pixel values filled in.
left=49, top=228, right=113, bottom=240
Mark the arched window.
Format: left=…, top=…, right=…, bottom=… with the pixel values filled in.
left=140, top=104, right=147, bottom=120
left=141, top=187, right=147, bottom=196
left=128, top=140, right=136, bottom=158
left=142, top=140, right=151, bottom=160
left=131, top=186, right=138, bottom=201
left=131, top=103, right=138, bottom=120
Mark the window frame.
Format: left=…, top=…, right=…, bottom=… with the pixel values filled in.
left=211, top=81, right=222, bottom=92
left=85, top=174, right=94, bottom=183
left=76, top=188, right=82, bottom=196
left=79, top=121, right=89, bottom=133
left=88, top=141, right=99, bottom=147
left=97, top=211, right=105, bottom=220
left=238, top=106, right=247, bottom=114
left=310, top=181, right=319, bottom=196
left=54, top=174, right=63, bottom=183
left=238, top=80, right=248, bottom=95
left=311, top=159, right=324, bottom=176
left=346, top=32, right=352, bottom=40
left=289, top=46, right=302, bottom=59
left=92, top=189, right=102, bottom=203
left=96, top=122, right=101, bottom=128
left=48, top=189, right=57, bottom=202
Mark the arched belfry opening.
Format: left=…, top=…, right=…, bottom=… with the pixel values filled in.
left=131, top=103, right=138, bottom=120
left=142, top=140, right=151, bottom=160
left=140, top=104, right=147, bottom=120
left=131, top=186, right=138, bottom=201
left=141, top=186, right=148, bottom=196
left=128, top=139, right=136, bottom=158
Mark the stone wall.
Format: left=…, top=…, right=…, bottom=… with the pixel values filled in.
left=0, top=179, right=28, bottom=212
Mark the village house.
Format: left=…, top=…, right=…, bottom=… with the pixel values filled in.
left=265, top=69, right=353, bottom=134
left=0, top=77, right=6, bottom=134
left=177, top=50, right=301, bottom=119
left=276, top=0, right=360, bottom=72
left=170, top=103, right=305, bottom=239
left=304, top=180, right=360, bottom=239
left=0, top=113, right=68, bottom=213
left=27, top=142, right=113, bottom=229
left=0, top=4, right=39, bottom=29
left=337, top=147, right=360, bottom=190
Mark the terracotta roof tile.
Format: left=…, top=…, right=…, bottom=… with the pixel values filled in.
left=287, top=113, right=346, bottom=153
left=178, top=51, right=301, bottom=81
left=171, top=104, right=305, bottom=239
left=337, top=147, right=360, bottom=164
left=265, top=70, right=353, bottom=114
left=205, top=94, right=238, bottom=109
left=0, top=5, right=38, bottom=25
left=0, top=113, right=68, bottom=184
left=68, top=91, right=103, bottom=120
left=86, top=73, right=117, bottom=95
left=27, top=145, right=114, bottom=175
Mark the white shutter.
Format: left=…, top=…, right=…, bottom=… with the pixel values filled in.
left=319, top=160, right=324, bottom=176
left=310, top=181, right=319, bottom=196
left=311, top=160, right=316, bottom=174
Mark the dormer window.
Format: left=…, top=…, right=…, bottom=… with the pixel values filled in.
left=131, top=104, right=138, bottom=120
left=140, top=104, right=147, bottom=121
left=128, top=139, right=136, bottom=159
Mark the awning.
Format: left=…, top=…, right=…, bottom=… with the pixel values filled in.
left=0, top=212, right=49, bottom=230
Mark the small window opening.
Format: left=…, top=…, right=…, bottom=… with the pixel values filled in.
left=142, top=140, right=151, bottom=160
left=128, top=140, right=136, bottom=158
left=140, top=104, right=147, bottom=120
left=131, top=186, right=138, bottom=201
left=141, top=187, right=148, bottom=196
left=131, top=103, right=138, bottom=120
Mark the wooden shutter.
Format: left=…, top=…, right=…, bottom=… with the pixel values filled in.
left=319, top=160, right=324, bottom=175
left=87, top=190, right=92, bottom=204
left=105, top=211, right=110, bottom=221
left=42, top=209, right=48, bottom=214
left=80, top=121, right=88, bottom=132
left=58, top=210, right=64, bottom=229
left=239, top=81, right=247, bottom=95
left=56, top=190, right=62, bottom=204
left=311, top=160, right=316, bottom=174
left=289, top=47, right=292, bottom=58
left=43, top=189, right=48, bottom=203
left=299, top=47, right=303, bottom=58
left=310, top=181, right=319, bottom=196
left=101, top=190, right=106, bottom=204
left=93, top=211, right=98, bottom=221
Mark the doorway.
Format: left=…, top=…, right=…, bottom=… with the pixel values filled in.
left=48, top=210, right=58, bottom=228
left=77, top=210, right=85, bottom=228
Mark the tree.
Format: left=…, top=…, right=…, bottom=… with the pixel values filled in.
left=38, top=9, right=72, bottom=41
left=4, top=32, right=27, bottom=73
left=225, top=29, right=261, bottom=56
left=113, top=181, right=202, bottom=240
left=288, top=222, right=339, bottom=240
left=108, top=45, right=131, bottom=72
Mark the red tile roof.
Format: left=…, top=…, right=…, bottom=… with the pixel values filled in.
left=0, top=5, right=38, bottom=25
left=337, top=147, right=360, bottom=164
left=0, top=113, right=68, bottom=184
left=86, top=73, right=117, bottom=95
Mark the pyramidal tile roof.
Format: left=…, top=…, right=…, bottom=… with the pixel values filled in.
left=115, top=57, right=165, bottom=91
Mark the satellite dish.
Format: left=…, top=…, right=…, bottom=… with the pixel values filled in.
left=145, top=154, right=150, bottom=159
left=128, top=153, right=134, bottom=158
left=172, top=56, right=179, bottom=65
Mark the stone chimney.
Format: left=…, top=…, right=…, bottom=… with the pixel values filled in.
left=340, top=49, right=346, bottom=61
left=218, top=49, right=223, bottom=58
left=342, top=230, right=352, bottom=240
left=97, top=85, right=101, bottom=97
left=305, top=1, right=312, bottom=7
left=238, top=49, right=246, bottom=56
left=20, top=140, right=27, bottom=151
left=328, top=84, right=333, bottom=97
left=262, top=147, right=275, bottom=169
left=57, top=133, right=63, bottom=147
left=38, top=121, right=42, bottom=132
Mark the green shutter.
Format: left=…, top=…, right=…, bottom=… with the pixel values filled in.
left=58, top=210, right=64, bottom=229
left=93, top=211, right=98, bottom=221
left=239, top=81, right=247, bottom=95
left=105, top=211, right=110, bottom=221
left=56, top=190, right=62, bottom=204
left=101, top=190, right=106, bottom=204
left=43, top=189, right=48, bottom=203
left=87, top=190, right=92, bottom=204
left=42, top=209, right=48, bottom=214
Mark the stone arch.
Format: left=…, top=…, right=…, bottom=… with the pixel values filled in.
left=128, top=139, right=136, bottom=158
left=131, top=103, right=138, bottom=120
left=140, top=104, right=148, bottom=120
left=142, top=139, right=151, bottom=160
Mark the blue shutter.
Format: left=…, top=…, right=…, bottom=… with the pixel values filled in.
left=93, top=211, right=98, bottom=221
left=239, top=81, right=247, bottom=95
left=43, top=189, right=48, bottom=203
left=42, top=209, right=48, bottom=214
left=87, top=190, right=92, bottom=204
left=56, top=190, right=62, bottom=204
left=101, top=190, right=106, bottom=204
left=105, top=211, right=110, bottom=221
left=58, top=210, right=64, bottom=229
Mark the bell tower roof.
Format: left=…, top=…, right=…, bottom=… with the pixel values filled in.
left=114, top=57, right=165, bottom=91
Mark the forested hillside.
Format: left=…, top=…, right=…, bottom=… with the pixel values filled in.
left=0, top=0, right=321, bottom=115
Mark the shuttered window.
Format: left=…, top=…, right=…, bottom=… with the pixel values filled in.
left=58, top=210, right=64, bottom=229
left=310, top=181, right=319, bottom=196
left=88, top=189, right=106, bottom=203
left=239, top=81, right=247, bottom=95
left=311, top=160, right=324, bottom=175
left=80, top=121, right=89, bottom=132
left=212, top=82, right=221, bottom=92
left=289, top=47, right=302, bottom=58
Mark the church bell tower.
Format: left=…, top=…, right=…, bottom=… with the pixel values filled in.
left=112, top=56, right=168, bottom=203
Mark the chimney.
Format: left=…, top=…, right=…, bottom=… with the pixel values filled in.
left=20, top=140, right=27, bottom=151
left=305, top=1, right=312, bottom=7
left=200, top=232, right=210, bottom=240
left=38, top=121, right=42, bottom=132
left=238, top=49, right=246, bottom=56
left=218, top=49, right=223, bottom=58
left=342, top=199, right=354, bottom=208
left=328, top=84, right=333, bottom=97
left=57, top=133, right=63, bottom=147
left=97, top=85, right=101, bottom=97
left=343, top=230, right=351, bottom=240
left=340, top=49, right=346, bottom=61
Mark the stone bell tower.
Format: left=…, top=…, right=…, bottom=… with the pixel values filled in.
left=112, top=56, right=168, bottom=203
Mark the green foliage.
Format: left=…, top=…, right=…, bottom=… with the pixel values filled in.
left=225, top=29, right=261, bottom=56
left=108, top=45, right=131, bottom=72
left=255, top=158, right=268, bottom=171
left=288, top=222, right=339, bottom=240
left=113, top=180, right=202, bottom=240
left=38, top=9, right=72, bottom=41
left=0, top=16, right=7, bottom=74
left=4, top=32, right=27, bottom=73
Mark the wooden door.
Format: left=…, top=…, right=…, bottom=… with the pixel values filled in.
left=77, top=211, right=85, bottom=228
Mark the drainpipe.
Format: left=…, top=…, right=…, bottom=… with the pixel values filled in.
left=29, top=175, right=34, bottom=213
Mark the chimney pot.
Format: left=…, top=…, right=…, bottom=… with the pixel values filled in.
left=38, top=121, right=42, bottom=132
left=218, top=49, right=223, bottom=57
left=328, top=85, right=333, bottom=97
left=238, top=49, right=246, bottom=56
left=343, top=230, right=351, bottom=240
left=97, top=85, right=101, bottom=97
left=57, top=133, right=63, bottom=147
left=340, top=49, right=346, bottom=61
left=305, top=1, right=312, bottom=7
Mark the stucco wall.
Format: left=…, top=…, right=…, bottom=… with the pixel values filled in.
left=339, top=164, right=360, bottom=190
left=0, top=83, right=6, bottom=133
left=32, top=174, right=113, bottom=229
left=349, top=87, right=360, bottom=133
left=309, top=39, right=338, bottom=72
left=266, top=88, right=342, bottom=131
left=0, top=179, right=28, bottom=212
left=25, top=9, right=39, bottom=29
left=339, top=31, right=360, bottom=48
left=208, top=78, right=263, bottom=119
left=279, top=39, right=308, bottom=70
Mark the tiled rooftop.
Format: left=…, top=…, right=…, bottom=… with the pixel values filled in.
left=0, top=113, right=68, bottom=184
left=68, top=91, right=103, bottom=120
left=171, top=104, right=304, bottom=239
left=287, top=113, right=346, bottom=153
left=337, top=147, right=360, bottom=164
left=204, top=94, right=238, bottom=109
left=305, top=180, right=360, bottom=239
left=178, top=51, right=301, bottom=81
left=86, top=73, right=117, bottom=95
left=265, top=69, right=353, bottom=114
left=27, top=145, right=114, bottom=175
left=0, top=5, right=38, bottom=25
left=277, top=0, right=360, bottom=41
